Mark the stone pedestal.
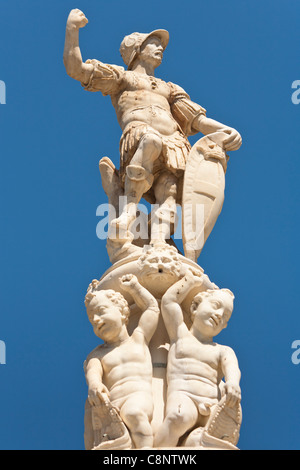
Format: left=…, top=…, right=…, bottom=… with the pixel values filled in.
left=62, top=9, right=243, bottom=451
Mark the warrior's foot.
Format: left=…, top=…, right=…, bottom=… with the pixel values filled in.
left=149, top=237, right=168, bottom=246
left=110, top=211, right=136, bottom=234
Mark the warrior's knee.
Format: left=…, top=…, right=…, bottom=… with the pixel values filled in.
left=140, top=133, right=162, bottom=155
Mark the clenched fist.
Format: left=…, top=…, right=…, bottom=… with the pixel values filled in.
left=67, top=9, right=88, bottom=29
left=120, top=274, right=139, bottom=291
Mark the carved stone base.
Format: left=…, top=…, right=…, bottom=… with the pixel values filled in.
left=84, top=244, right=241, bottom=450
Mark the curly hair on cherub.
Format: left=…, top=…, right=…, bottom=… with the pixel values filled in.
left=84, top=279, right=130, bottom=324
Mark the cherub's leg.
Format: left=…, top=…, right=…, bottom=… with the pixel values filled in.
left=150, top=171, right=178, bottom=243
left=112, top=133, right=162, bottom=232
left=120, top=393, right=154, bottom=449
left=154, top=392, right=199, bottom=447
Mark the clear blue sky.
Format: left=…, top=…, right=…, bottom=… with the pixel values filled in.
left=0, top=0, right=299, bottom=450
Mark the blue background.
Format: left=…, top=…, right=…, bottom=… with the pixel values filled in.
left=0, top=0, right=299, bottom=450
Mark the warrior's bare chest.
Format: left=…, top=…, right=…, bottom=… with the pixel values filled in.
left=123, top=72, right=171, bottom=98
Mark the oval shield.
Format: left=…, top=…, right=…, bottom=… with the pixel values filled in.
left=182, top=133, right=229, bottom=262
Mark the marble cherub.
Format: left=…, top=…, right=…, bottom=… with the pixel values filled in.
left=84, top=274, right=160, bottom=449
left=154, top=269, right=241, bottom=447
left=63, top=9, right=242, bottom=243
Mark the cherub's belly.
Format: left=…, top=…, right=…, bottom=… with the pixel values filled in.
left=166, top=351, right=219, bottom=400
left=109, top=373, right=153, bottom=406
left=167, top=376, right=219, bottom=401
left=105, top=357, right=153, bottom=403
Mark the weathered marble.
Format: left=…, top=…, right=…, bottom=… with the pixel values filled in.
left=63, top=8, right=242, bottom=450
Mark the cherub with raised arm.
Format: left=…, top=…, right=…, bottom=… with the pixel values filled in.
left=154, top=269, right=241, bottom=448
left=84, top=274, right=160, bottom=449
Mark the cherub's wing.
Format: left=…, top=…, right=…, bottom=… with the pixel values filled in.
left=204, top=395, right=242, bottom=446
left=91, top=396, right=132, bottom=450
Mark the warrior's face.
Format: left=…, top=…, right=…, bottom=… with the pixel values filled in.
left=138, top=36, right=164, bottom=68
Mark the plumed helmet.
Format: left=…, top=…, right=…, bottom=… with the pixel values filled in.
left=120, top=29, right=169, bottom=70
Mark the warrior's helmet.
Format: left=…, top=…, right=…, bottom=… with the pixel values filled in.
left=120, top=29, right=169, bottom=70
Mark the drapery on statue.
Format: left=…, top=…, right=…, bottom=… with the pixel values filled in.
left=63, top=8, right=242, bottom=261
left=63, top=9, right=243, bottom=450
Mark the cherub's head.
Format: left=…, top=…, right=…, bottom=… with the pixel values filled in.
left=190, top=288, right=235, bottom=338
left=85, top=280, right=130, bottom=342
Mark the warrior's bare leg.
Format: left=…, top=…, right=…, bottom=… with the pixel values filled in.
left=150, top=171, right=178, bottom=243
left=112, top=133, right=162, bottom=232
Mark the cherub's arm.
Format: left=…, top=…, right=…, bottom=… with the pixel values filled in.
left=63, top=9, right=93, bottom=83
left=120, top=275, right=160, bottom=344
left=84, top=350, right=109, bottom=406
left=161, top=269, right=204, bottom=342
left=220, top=345, right=241, bottom=407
